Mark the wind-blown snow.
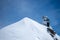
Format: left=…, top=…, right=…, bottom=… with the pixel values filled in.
left=0, top=17, right=60, bottom=40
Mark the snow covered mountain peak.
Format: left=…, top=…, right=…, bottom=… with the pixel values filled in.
left=1, top=17, right=33, bottom=29
left=19, top=17, right=36, bottom=23
left=21, top=17, right=31, bottom=20
left=0, top=17, right=60, bottom=40
left=19, top=17, right=34, bottom=23
left=4, top=17, right=45, bottom=29
left=20, top=17, right=30, bottom=21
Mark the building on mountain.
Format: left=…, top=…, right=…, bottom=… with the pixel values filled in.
left=42, top=16, right=50, bottom=27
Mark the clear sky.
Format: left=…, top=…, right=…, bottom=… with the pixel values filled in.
left=0, top=0, right=60, bottom=35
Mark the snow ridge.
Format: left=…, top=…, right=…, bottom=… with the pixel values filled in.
left=0, top=17, right=60, bottom=40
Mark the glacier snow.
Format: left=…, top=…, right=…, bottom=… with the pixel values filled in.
left=0, top=17, right=60, bottom=40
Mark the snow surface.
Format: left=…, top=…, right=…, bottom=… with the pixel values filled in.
left=0, top=17, right=60, bottom=40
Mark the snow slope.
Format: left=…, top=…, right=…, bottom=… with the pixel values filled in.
left=0, top=17, right=60, bottom=40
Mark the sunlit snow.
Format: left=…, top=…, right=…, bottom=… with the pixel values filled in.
left=0, top=17, right=60, bottom=40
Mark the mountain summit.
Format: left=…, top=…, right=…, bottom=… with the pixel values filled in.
left=0, top=17, right=60, bottom=40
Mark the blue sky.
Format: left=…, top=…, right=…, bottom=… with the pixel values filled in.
left=0, top=0, right=60, bottom=35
